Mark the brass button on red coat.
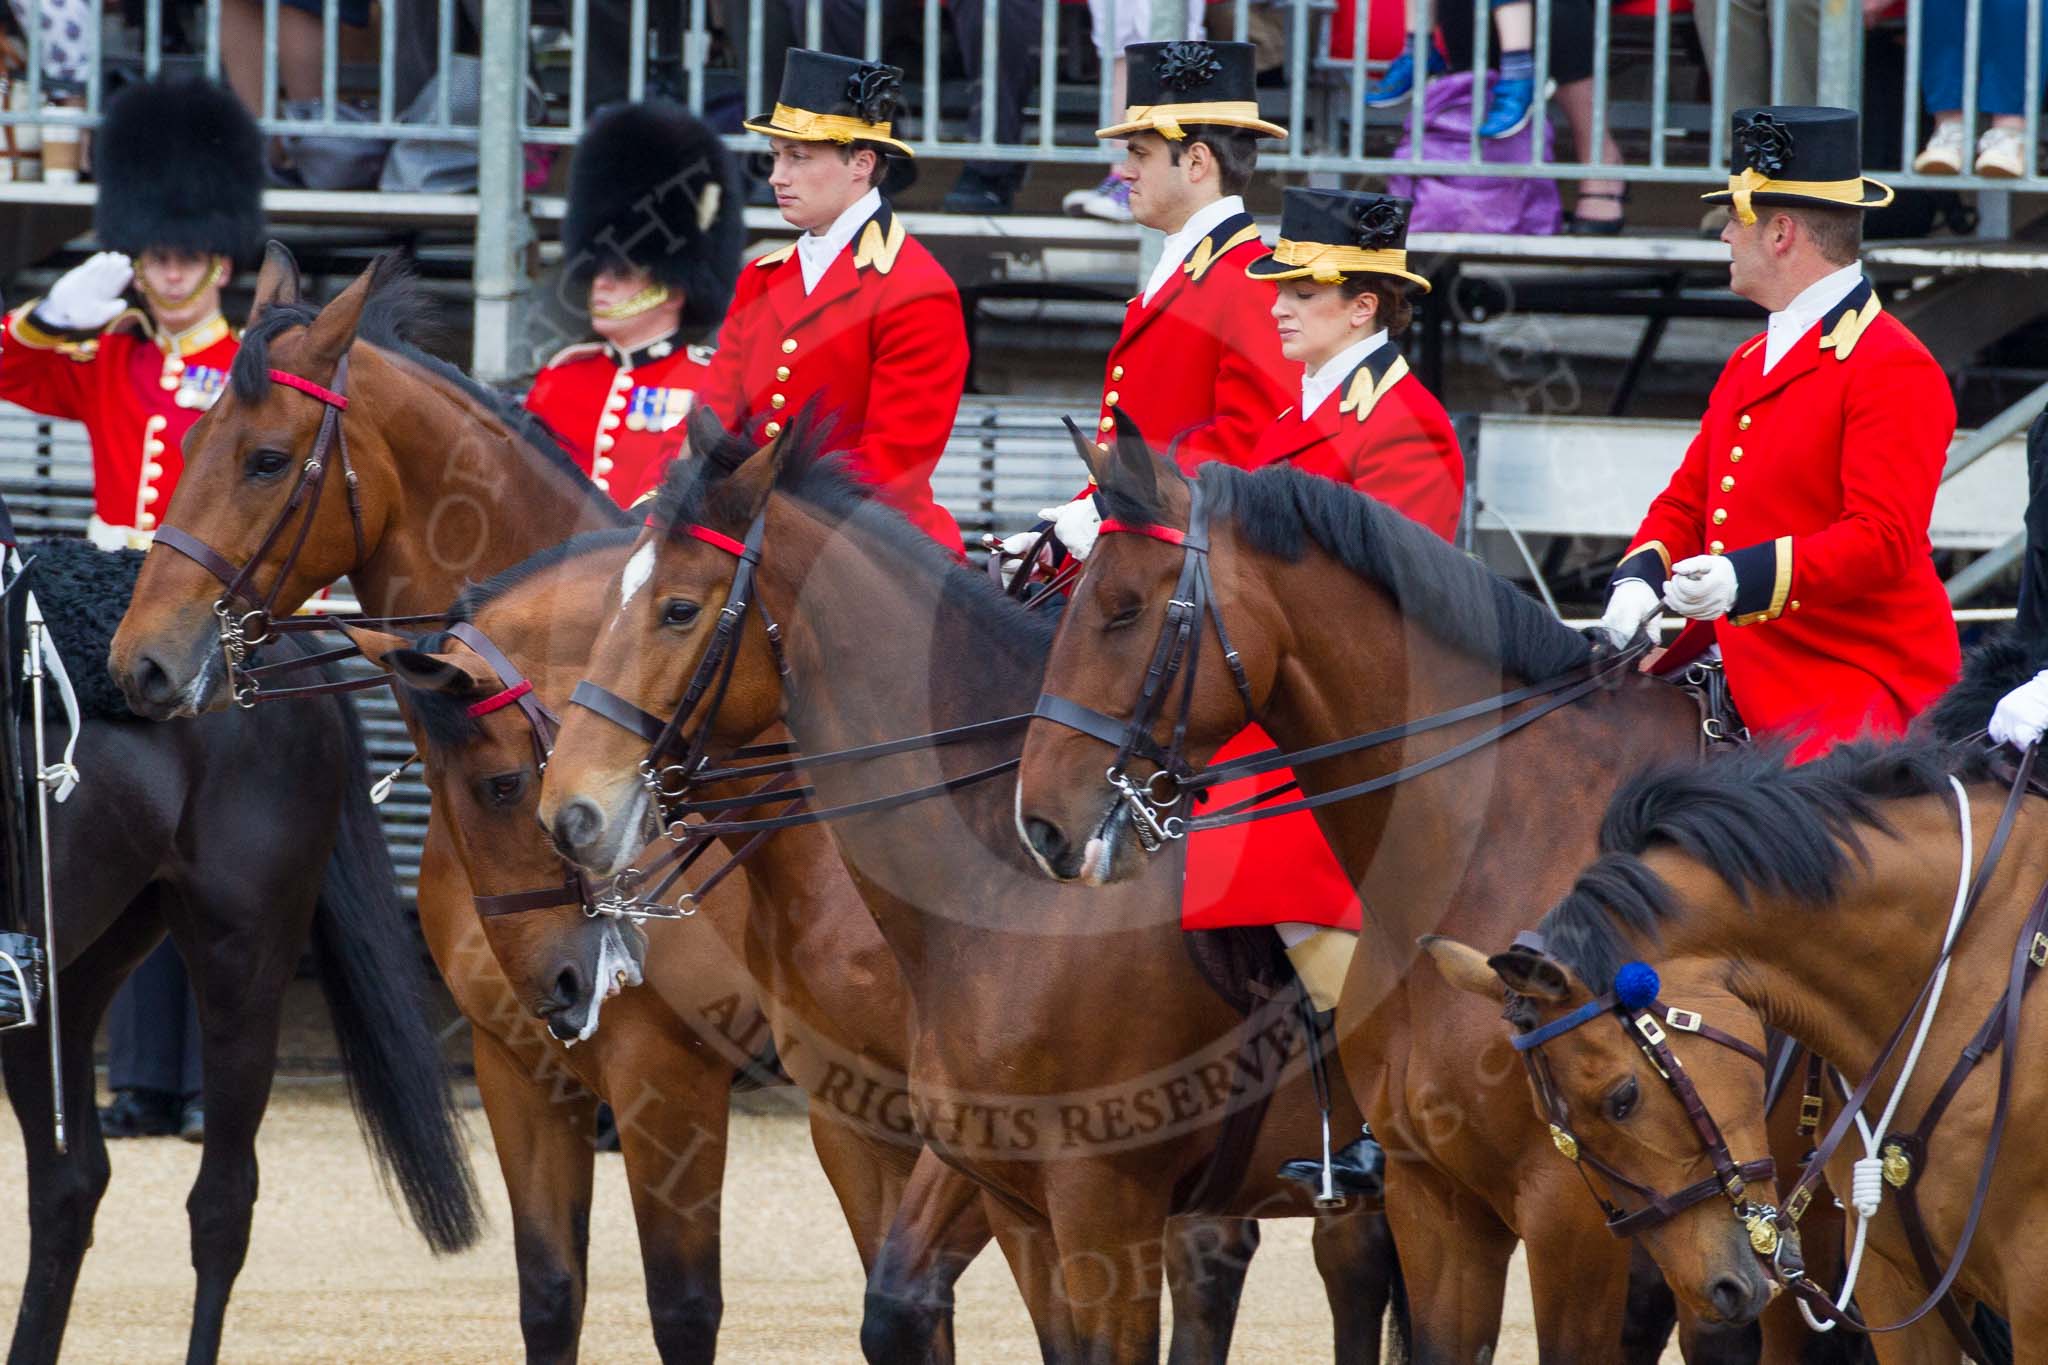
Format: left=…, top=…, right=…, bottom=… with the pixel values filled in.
left=780, top=339, right=797, bottom=354
left=1709, top=540, right=1724, bottom=554
left=1111, top=365, right=1125, bottom=381
left=1712, top=509, right=1728, bottom=525
left=775, top=365, right=791, bottom=382
left=765, top=421, right=783, bottom=437
left=1720, top=476, right=1735, bottom=492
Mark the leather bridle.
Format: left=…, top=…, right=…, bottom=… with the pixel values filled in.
left=1029, top=481, right=1650, bottom=850
left=152, top=357, right=428, bottom=707
left=1503, top=933, right=1783, bottom=1255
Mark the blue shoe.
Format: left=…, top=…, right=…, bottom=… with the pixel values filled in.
left=1478, top=75, right=1536, bottom=139
left=1366, top=47, right=1445, bottom=108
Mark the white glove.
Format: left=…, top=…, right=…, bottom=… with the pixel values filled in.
left=1041, top=498, right=1102, bottom=561
left=1663, top=554, right=1738, bottom=621
left=1990, top=669, right=2048, bottom=749
left=1598, top=577, right=1662, bottom=649
left=38, top=251, right=132, bottom=331
left=994, top=526, right=1048, bottom=589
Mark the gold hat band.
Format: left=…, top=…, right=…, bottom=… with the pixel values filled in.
left=1101, top=100, right=1272, bottom=141
left=761, top=103, right=893, bottom=145
left=1720, top=167, right=1890, bottom=225
left=1271, top=237, right=1412, bottom=283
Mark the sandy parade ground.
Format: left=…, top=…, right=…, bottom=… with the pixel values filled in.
left=0, top=1058, right=1697, bottom=1363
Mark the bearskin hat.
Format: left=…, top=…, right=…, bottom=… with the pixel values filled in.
left=94, top=78, right=264, bottom=261
left=563, top=101, right=744, bottom=331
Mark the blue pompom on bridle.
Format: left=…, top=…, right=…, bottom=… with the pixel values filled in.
left=1613, top=961, right=1660, bottom=1011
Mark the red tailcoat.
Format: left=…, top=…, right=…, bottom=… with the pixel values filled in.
left=1184, top=343, right=1467, bottom=933
left=1093, top=211, right=1294, bottom=472
left=698, top=202, right=969, bottom=551
left=0, top=304, right=237, bottom=545
left=1613, top=278, right=1960, bottom=762
left=522, top=332, right=712, bottom=509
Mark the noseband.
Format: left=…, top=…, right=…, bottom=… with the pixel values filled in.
left=1504, top=935, right=1782, bottom=1254
left=153, top=359, right=375, bottom=707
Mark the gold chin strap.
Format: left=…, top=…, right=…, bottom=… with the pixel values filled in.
left=592, top=281, right=672, bottom=321
left=1271, top=238, right=1414, bottom=285
left=138, top=256, right=227, bottom=312
left=1724, top=167, right=1888, bottom=226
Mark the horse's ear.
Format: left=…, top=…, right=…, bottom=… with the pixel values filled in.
left=297, top=254, right=382, bottom=381
left=336, top=623, right=415, bottom=673
left=387, top=646, right=496, bottom=698
left=1486, top=948, right=1574, bottom=1003
left=1064, top=414, right=1112, bottom=489
left=247, top=241, right=302, bottom=326
left=1104, top=407, right=1162, bottom=510
left=717, top=424, right=789, bottom=524
left=686, top=404, right=739, bottom=471
left=1419, top=936, right=1502, bottom=1000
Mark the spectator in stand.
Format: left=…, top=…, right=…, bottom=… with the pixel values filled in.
left=1062, top=0, right=1209, bottom=223
left=4, top=0, right=93, bottom=183
left=1910, top=0, right=2048, bottom=179
left=1693, top=0, right=1820, bottom=232
left=1373, top=0, right=1628, bottom=233
left=218, top=0, right=369, bottom=118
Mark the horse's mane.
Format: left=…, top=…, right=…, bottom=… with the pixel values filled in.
left=648, top=408, right=1058, bottom=662
left=396, top=528, right=640, bottom=750
left=1537, top=736, right=1996, bottom=992
left=231, top=258, right=625, bottom=526
left=1104, top=460, right=1591, bottom=684
left=1925, top=630, right=2045, bottom=742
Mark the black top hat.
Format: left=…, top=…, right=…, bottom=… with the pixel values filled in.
left=744, top=49, right=915, bottom=157
left=1246, top=188, right=1431, bottom=291
left=1700, top=106, right=1893, bottom=223
left=564, top=101, right=745, bottom=331
left=94, top=78, right=263, bottom=261
left=1098, top=40, right=1286, bottom=141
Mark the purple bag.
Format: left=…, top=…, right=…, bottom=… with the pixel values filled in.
left=1386, top=70, right=1563, bottom=236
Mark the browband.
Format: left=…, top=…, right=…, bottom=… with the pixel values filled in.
left=267, top=369, right=349, bottom=409
left=466, top=679, right=534, bottom=717
left=641, top=516, right=751, bottom=559
left=1097, top=520, right=1188, bottom=547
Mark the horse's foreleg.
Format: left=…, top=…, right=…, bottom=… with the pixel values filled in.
left=1161, top=1216, right=1257, bottom=1365
left=609, top=1063, right=732, bottom=1364
left=988, top=1202, right=1080, bottom=1364
left=2, top=925, right=141, bottom=1365
left=1311, top=1205, right=1401, bottom=1364
left=1046, top=1177, right=1173, bottom=1365
left=175, top=902, right=301, bottom=1365
left=862, top=1146, right=991, bottom=1365
left=472, top=1025, right=600, bottom=1365
left=1382, top=1162, right=1516, bottom=1365
left=1518, top=1180, right=1648, bottom=1365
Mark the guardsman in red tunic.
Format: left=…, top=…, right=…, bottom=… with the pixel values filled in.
left=1599, top=107, right=1960, bottom=762
left=996, top=39, right=1293, bottom=573
left=0, top=78, right=260, bottom=554
left=522, top=101, right=744, bottom=507
left=695, top=49, right=969, bottom=551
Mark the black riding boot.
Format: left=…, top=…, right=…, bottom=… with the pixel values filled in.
left=1279, top=1132, right=1387, bottom=1201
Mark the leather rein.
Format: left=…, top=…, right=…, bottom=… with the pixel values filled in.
left=150, top=357, right=438, bottom=707
left=1029, top=481, right=1651, bottom=850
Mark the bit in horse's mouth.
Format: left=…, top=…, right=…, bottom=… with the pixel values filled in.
left=1078, top=794, right=1125, bottom=885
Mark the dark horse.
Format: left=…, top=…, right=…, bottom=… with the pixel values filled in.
left=4, top=537, right=477, bottom=1365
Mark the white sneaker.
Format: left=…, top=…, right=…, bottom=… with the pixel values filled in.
left=1912, top=119, right=1966, bottom=175
left=1061, top=173, right=1134, bottom=223
left=1976, top=126, right=2027, bottom=178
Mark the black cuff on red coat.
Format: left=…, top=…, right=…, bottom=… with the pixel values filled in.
left=1610, top=542, right=1669, bottom=590
left=1726, top=537, right=1793, bottom=625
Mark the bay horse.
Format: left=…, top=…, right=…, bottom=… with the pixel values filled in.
left=6, top=536, right=477, bottom=1365
left=101, top=250, right=1345, bottom=1361
left=1004, top=426, right=1845, bottom=1361
left=1427, top=733, right=2044, bottom=1362
left=107, top=247, right=762, bottom=1360
left=536, top=414, right=1415, bottom=1364
left=346, top=528, right=1396, bottom=1363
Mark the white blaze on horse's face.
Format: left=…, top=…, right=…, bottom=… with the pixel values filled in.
left=616, top=539, right=657, bottom=615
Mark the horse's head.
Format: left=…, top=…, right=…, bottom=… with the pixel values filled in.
left=1016, top=416, right=1283, bottom=885
left=112, top=244, right=393, bottom=717
left=347, top=564, right=650, bottom=1045
left=1425, top=936, right=1782, bottom=1327
left=541, top=408, right=790, bottom=877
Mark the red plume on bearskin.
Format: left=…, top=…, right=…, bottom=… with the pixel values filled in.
left=562, top=100, right=744, bottom=332
left=94, top=78, right=265, bottom=261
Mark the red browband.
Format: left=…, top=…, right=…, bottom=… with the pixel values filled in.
left=267, top=370, right=349, bottom=409
left=466, top=679, right=533, bottom=717
left=1096, top=520, right=1187, bottom=546
left=641, top=516, right=750, bottom=558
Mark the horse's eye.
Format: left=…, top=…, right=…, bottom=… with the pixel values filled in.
left=1606, top=1076, right=1640, bottom=1122
left=662, top=600, right=701, bottom=628
left=246, top=448, right=292, bottom=479
left=482, top=772, right=525, bottom=807
left=1102, top=602, right=1142, bottom=630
